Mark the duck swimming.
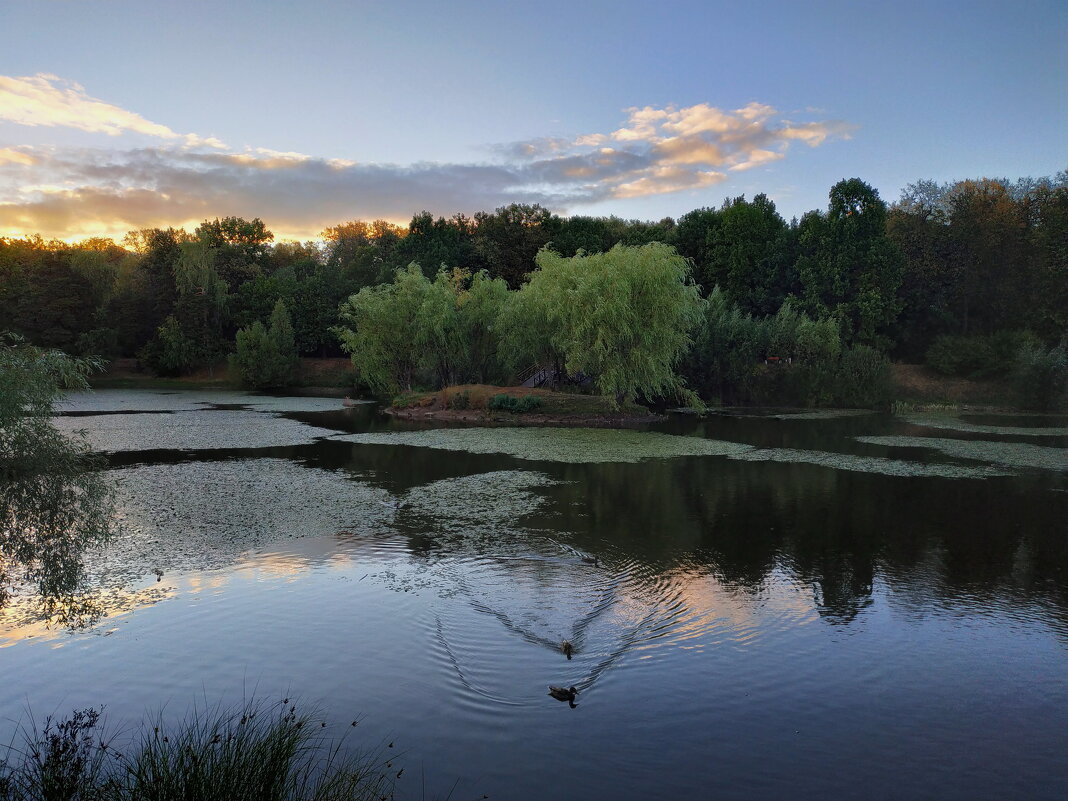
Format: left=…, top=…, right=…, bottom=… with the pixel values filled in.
left=561, top=640, right=573, bottom=660
left=581, top=555, right=600, bottom=567
left=548, top=685, right=578, bottom=708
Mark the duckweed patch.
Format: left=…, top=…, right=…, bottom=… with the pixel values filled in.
left=403, top=470, right=561, bottom=534
left=330, top=428, right=754, bottom=463
left=58, top=389, right=355, bottom=415
left=899, top=413, right=1068, bottom=438
left=95, top=459, right=397, bottom=584
left=856, top=436, right=1068, bottom=471
left=729, top=448, right=1014, bottom=478
left=771, top=409, right=875, bottom=420
left=53, top=410, right=339, bottom=452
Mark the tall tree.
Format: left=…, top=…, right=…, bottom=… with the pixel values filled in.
left=797, top=179, right=904, bottom=345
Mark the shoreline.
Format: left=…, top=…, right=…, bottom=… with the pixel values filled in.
left=384, top=405, right=664, bottom=428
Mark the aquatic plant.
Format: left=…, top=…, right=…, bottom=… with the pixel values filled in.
left=52, top=409, right=339, bottom=452
left=332, top=427, right=754, bottom=463
left=856, top=435, right=1068, bottom=471
left=729, top=447, right=1014, bottom=478
left=403, top=470, right=560, bottom=534
left=100, top=459, right=396, bottom=585
left=899, top=412, right=1068, bottom=437
left=0, top=699, right=395, bottom=801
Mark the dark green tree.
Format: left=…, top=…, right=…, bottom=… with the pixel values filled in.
left=797, top=179, right=904, bottom=346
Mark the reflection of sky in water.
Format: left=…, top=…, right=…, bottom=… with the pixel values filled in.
left=5, top=392, right=1068, bottom=800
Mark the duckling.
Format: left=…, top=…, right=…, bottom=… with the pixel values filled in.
left=152, top=568, right=164, bottom=582
left=548, top=685, right=578, bottom=708
left=581, top=555, right=600, bottom=567
left=561, top=640, right=573, bottom=660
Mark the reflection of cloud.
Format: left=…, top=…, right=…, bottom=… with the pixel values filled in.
left=0, top=73, right=226, bottom=148
left=0, top=585, right=175, bottom=647
left=0, top=74, right=854, bottom=239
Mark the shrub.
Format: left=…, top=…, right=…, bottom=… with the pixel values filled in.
left=448, top=390, right=471, bottom=410
left=832, top=344, right=892, bottom=407
left=487, top=394, right=542, bottom=413
left=926, top=330, right=1040, bottom=379
left=1013, top=341, right=1068, bottom=411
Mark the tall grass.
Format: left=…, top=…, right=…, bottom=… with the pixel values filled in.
left=0, top=700, right=395, bottom=801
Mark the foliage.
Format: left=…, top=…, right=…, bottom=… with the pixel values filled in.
left=335, top=264, right=431, bottom=396
left=4, top=170, right=1068, bottom=409
left=684, top=289, right=888, bottom=407
left=830, top=344, right=892, bottom=407
left=0, top=334, right=113, bottom=621
left=797, top=179, right=905, bottom=346
left=231, top=300, right=299, bottom=389
left=925, top=330, right=1041, bottom=379
left=1013, top=340, right=1068, bottom=411
left=0, top=699, right=395, bottom=801
left=336, top=265, right=510, bottom=397
left=506, top=244, right=704, bottom=405
left=487, top=394, right=542, bottom=413
left=140, top=316, right=197, bottom=376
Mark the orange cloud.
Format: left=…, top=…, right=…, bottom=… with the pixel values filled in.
left=0, top=77, right=854, bottom=239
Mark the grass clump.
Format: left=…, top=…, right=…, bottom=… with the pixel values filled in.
left=0, top=700, right=395, bottom=801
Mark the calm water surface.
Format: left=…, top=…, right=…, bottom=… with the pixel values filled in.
left=3, top=391, right=1068, bottom=800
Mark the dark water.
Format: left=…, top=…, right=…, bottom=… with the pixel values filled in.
left=3, top=392, right=1068, bottom=800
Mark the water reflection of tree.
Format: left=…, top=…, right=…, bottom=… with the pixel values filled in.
left=1, top=336, right=113, bottom=624
left=315, top=421, right=1068, bottom=633
left=540, top=454, right=1068, bottom=625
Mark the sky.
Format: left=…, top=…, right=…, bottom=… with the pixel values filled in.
left=0, top=0, right=1064, bottom=242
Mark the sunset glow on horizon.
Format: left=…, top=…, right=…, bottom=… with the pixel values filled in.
left=1, top=0, right=1064, bottom=243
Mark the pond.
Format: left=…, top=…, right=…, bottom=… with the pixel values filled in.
left=4, top=390, right=1068, bottom=799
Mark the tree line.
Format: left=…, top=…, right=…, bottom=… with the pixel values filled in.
left=1, top=171, right=1065, bottom=405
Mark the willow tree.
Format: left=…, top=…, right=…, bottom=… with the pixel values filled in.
left=0, top=335, right=113, bottom=622
left=336, top=264, right=430, bottom=396
left=507, top=243, right=704, bottom=405
left=336, top=265, right=509, bottom=395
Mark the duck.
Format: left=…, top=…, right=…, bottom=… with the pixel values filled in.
left=561, top=640, right=573, bottom=660
left=581, top=555, right=600, bottom=567
left=548, top=685, right=578, bottom=708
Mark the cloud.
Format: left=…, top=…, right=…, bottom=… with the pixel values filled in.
left=0, top=146, right=36, bottom=166
left=0, top=76, right=853, bottom=239
left=0, top=73, right=226, bottom=148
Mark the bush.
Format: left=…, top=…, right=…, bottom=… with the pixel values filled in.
left=1013, top=341, right=1068, bottom=410
left=231, top=300, right=298, bottom=389
left=140, top=316, right=197, bottom=376
left=926, top=330, right=1040, bottom=379
left=74, top=328, right=119, bottom=360
left=487, top=394, right=542, bottom=413
left=448, top=390, right=471, bottom=410
left=832, top=344, right=892, bottom=407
